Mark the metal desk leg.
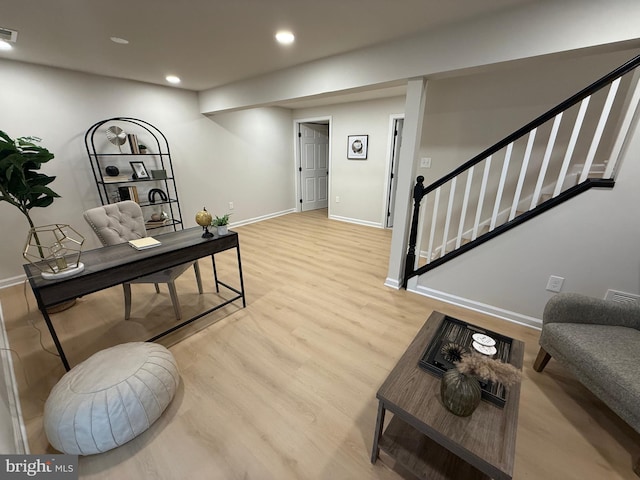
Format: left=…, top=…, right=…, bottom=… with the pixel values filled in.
left=371, top=400, right=386, bottom=463
left=40, top=306, right=71, bottom=371
left=211, top=254, right=220, bottom=293
left=236, top=243, right=246, bottom=307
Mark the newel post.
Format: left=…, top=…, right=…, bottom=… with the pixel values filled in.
left=403, top=176, right=426, bottom=288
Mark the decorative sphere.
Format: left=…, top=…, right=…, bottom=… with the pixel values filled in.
left=105, top=165, right=120, bottom=176
left=195, top=208, right=212, bottom=227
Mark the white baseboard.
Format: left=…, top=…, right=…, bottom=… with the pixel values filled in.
left=229, top=209, right=296, bottom=228
left=0, top=303, right=29, bottom=453
left=410, top=284, right=542, bottom=330
left=329, top=215, right=384, bottom=228
left=384, top=277, right=401, bottom=289
left=0, top=275, right=26, bottom=290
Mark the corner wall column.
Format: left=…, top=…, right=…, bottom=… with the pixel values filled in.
left=386, top=77, right=428, bottom=288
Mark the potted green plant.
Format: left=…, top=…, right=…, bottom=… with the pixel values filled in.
left=0, top=131, right=80, bottom=310
left=211, top=213, right=231, bottom=236
left=0, top=130, right=60, bottom=232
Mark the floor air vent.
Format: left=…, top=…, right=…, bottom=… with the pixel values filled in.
left=605, top=289, right=640, bottom=305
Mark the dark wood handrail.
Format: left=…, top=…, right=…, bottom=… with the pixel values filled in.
left=422, top=54, right=640, bottom=196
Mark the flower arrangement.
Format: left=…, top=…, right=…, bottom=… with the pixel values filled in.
left=455, top=353, right=521, bottom=386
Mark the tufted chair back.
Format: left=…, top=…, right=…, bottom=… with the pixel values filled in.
left=83, top=201, right=147, bottom=246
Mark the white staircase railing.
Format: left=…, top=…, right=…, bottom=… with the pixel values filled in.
left=404, top=54, right=640, bottom=287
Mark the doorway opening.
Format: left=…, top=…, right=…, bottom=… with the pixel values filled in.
left=295, top=118, right=331, bottom=214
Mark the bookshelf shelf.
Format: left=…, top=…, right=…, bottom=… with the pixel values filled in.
left=84, top=118, right=184, bottom=233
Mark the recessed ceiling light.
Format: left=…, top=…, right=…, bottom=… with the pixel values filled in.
left=0, top=40, right=13, bottom=51
left=166, top=75, right=181, bottom=84
left=275, top=31, right=295, bottom=45
left=110, top=37, right=129, bottom=45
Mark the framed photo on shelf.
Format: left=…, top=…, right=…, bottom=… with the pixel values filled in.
left=130, top=161, right=150, bottom=180
left=347, top=135, right=368, bottom=159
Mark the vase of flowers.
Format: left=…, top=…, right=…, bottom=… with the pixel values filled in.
left=440, top=348, right=521, bottom=417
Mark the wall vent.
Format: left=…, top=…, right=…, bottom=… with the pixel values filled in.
left=0, top=27, right=18, bottom=43
left=604, top=289, right=640, bottom=305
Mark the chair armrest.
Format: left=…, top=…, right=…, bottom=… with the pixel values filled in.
left=543, top=292, right=640, bottom=329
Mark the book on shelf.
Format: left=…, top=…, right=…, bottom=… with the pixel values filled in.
left=145, top=219, right=168, bottom=227
left=117, top=186, right=139, bottom=202
left=103, top=175, right=131, bottom=183
left=128, top=237, right=161, bottom=250
left=127, top=134, right=140, bottom=154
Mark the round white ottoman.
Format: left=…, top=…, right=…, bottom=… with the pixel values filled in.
left=44, top=342, right=180, bottom=455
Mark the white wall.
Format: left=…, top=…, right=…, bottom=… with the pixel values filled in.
left=199, top=108, right=294, bottom=224
left=0, top=60, right=294, bottom=283
left=294, top=96, right=406, bottom=226
left=413, top=49, right=640, bottom=324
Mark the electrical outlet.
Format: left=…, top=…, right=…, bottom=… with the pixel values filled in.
left=546, top=275, right=565, bottom=293
left=229, top=201, right=234, bottom=210
left=420, top=157, right=432, bottom=168
left=336, top=196, right=340, bottom=203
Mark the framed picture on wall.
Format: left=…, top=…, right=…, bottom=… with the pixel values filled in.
left=347, top=135, right=368, bottom=159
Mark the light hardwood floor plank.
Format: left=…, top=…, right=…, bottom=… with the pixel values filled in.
left=1, top=208, right=639, bottom=479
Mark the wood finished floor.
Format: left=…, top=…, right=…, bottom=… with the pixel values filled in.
left=2, top=208, right=639, bottom=479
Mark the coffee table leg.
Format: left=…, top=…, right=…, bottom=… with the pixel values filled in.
left=371, top=400, right=386, bottom=463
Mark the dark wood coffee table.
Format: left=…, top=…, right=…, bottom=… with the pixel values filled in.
left=371, top=312, right=524, bottom=480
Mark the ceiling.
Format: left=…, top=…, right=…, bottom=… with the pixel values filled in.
left=1, top=0, right=535, bottom=92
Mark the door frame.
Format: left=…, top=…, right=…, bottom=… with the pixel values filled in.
left=382, top=113, right=405, bottom=228
left=294, top=116, right=332, bottom=214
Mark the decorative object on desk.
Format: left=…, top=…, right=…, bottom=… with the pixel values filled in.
left=138, top=144, right=147, bottom=154
left=212, top=213, right=231, bottom=236
left=347, top=134, right=368, bottom=159
left=105, top=125, right=126, bottom=152
left=105, top=165, right=120, bottom=176
left=196, top=207, right=213, bottom=238
left=23, top=224, right=85, bottom=279
left=130, top=161, right=149, bottom=179
left=441, top=353, right=522, bottom=417
left=150, top=169, right=167, bottom=179
left=148, top=188, right=167, bottom=203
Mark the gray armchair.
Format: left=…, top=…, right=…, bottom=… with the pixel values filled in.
left=83, top=200, right=202, bottom=320
left=534, top=292, right=640, bottom=475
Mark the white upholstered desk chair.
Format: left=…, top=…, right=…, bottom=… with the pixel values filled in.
left=83, top=200, right=202, bottom=320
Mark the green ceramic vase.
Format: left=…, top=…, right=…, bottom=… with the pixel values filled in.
left=440, top=368, right=482, bottom=417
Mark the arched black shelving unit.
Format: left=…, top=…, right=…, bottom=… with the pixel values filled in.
left=84, top=117, right=184, bottom=232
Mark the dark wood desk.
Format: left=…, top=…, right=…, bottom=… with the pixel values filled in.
left=24, top=227, right=246, bottom=371
left=371, top=312, right=524, bottom=480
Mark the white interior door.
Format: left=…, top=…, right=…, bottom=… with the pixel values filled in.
left=299, top=123, right=329, bottom=211
left=386, top=118, right=404, bottom=227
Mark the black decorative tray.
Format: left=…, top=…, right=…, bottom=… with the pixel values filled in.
left=418, top=316, right=513, bottom=408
